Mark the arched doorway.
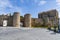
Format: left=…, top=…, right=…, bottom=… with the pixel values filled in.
left=20, top=22, right=23, bottom=27
left=3, top=20, right=7, bottom=27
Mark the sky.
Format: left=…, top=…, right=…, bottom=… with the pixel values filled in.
left=0, top=0, right=60, bottom=18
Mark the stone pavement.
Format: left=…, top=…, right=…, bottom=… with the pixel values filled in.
left=0, top=27, right=60, bottom=40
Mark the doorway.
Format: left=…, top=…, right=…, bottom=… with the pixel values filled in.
left=3, top=20, right=7, bottom=27
left=20, top=22, right=23, bottom=27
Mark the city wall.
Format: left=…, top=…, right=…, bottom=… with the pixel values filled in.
left=0, top=9, right=58, bottom=27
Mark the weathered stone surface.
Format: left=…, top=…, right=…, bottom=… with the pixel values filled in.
left=38, top=9, right=58, bottom=27
left=13, top=12, right=20, bottom=27
left=0, top=9, right=58, bottom=27
left=31, top=18, right=43, bottom=27
left=0, top=15, right=11, bottom=26
left=24, top=14, right=31, bottom=27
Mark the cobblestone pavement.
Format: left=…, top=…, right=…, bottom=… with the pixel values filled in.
left=0, top=27, right=60, bottom=40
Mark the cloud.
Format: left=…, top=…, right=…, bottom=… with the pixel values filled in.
left=0, top=0, right=13, bottom=14
left=34, top=0, right=38, bottom=3
left=56, top=0, right=60, bottom=5
left=20, top=0, right=24, bottom=3
left=0, top=0, right=23, bottom=14
left=38, top=0, right=47, bottom=5
left=56, top=0, right=60, bottom=17
left=34, top=0, right=47, bottom=6
left=0, top=0, right=12, bottom=8
left=9, top=6, right=23, bottom=13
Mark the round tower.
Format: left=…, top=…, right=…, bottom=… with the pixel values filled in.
left=24, top=14, right=31, bottom=27
left=13, top=12, right=20, bottom=27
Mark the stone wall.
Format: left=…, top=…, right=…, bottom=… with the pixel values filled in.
left=31, top=18, right=43, bottom=27
left=0, top=9, right=58, bottom=27
left=0, top=14, right=13, bottom=26
left=38, top=9, right=58, bottom=27
left=13, top=12, right=20, bottom=27
left=24, top=14, right=31, bottom=27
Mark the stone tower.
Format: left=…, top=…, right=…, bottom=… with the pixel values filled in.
left=24, top=14, right=31, bottom=27
left=13, top=12, right=20, bottom=27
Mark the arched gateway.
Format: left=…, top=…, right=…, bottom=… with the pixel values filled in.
left=3, top=20, right=7, bottom=27
left=0, top=12, right=31, bottom=27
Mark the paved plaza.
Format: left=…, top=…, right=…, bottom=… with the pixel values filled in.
left=0, top=27, right=60, bottom=40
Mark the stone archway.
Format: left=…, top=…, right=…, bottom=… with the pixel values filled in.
left=20, top=22, right=23, bottom=27
left=3, top=20, right=8, bottom=27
